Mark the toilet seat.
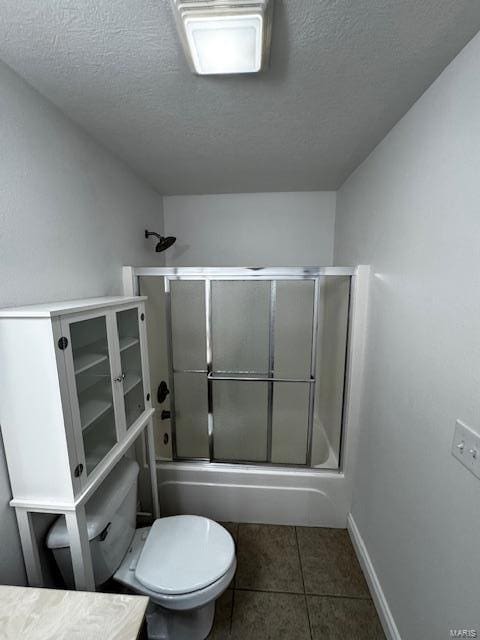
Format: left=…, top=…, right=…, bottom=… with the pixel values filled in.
left=135, top=515, right=235, bottom=595
left=114, top=519, right=236, bottom=611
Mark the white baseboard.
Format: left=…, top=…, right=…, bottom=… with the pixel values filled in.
left=347, top=513, right=401, bottom=640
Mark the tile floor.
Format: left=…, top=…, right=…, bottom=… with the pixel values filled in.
left=208, top=523, right=385, bottom=640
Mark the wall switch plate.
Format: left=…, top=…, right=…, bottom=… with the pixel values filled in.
left=452, top=419, right=480, bottom=480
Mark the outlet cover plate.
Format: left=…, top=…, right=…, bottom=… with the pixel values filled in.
left=451, top=419, right=480, bottom=480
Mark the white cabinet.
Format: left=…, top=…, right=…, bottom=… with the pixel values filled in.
left=0, top=297, right=159, bottom=591
left=63, top=303, right=150, bottom=480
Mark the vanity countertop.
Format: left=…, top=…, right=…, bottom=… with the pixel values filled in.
left=0, top=585, right=148, bottom=639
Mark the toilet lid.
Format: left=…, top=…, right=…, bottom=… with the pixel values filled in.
left=135, top=515, right=235, bottom=595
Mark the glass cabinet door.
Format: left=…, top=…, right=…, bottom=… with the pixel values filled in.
left=116, top=307, right=145, bottom=429
left=69, top=315, right=118, bottom=475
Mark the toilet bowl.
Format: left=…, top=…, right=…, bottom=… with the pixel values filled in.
left=47, top=458, right=235, bottom=640
left=115, top=523, right=236, bottom=640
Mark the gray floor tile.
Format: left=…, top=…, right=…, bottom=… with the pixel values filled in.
left=296, top=527, right=370, bottom=597
left=208, top=589, right=233, bottom=639
left=236, top=524, right=303, bottom=593
left=307, top=596, right=385, bottom=640
left=231, top=590, right=311, bottom=640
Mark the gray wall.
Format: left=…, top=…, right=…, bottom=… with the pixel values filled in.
left=334, top=32, right=480, bottom=640
left=163, top=192, right=336, bottom=266
left=0, top=60, right=164, bottom=585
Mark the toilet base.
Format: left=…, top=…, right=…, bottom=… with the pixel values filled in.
left=145, top=600, right=215, bottom=640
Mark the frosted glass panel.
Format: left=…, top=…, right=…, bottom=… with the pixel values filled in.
left=212, top=281, right=269, bottom=372
left=213, top=381, right=268, bottom=461
left=174, top=373, right=209, bottom=458
left=313, top=276, right=350, bottom=468
left=139, top=277, right=171, bottom=459
left=274, top=281, right=314, bottom=379
left=117, top=308, right=145, bottom=428
left=171, top=281, right=206, bottom=370
left=70, top=315, right=117, bottom=475
left=271, top=383, right=310, bottom=464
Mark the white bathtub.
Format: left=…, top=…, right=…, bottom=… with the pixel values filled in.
left=156, top=461, right=351, bottom=528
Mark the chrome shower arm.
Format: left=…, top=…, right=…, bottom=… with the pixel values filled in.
left=145, top=229, right=163, bottom=241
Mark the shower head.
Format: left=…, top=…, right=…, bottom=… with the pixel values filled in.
left=145, top=230, right=177, bottom=252
left=155, top=236, right=177, bottom=252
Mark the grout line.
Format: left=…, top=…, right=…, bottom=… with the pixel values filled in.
left=234, top=586, right=306, bottom=596
left=233, top=585, right=373, bottom=600
left=305, top=592, right=374, bottom=601
left=294, top=525, right=307, bottom=594
left=304, top=596, right=314, bottom=640
left=295, top=526, right=313, bottom=640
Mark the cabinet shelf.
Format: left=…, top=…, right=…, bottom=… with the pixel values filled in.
left=74, top=341, right=108, bottom=375
left=74, top=353, right=108, bottom=376
left=123, top=372, right=142, bottom=395
left=119, top=336, right=139, bottom=352
left=79, top=385, right=113, bottom=431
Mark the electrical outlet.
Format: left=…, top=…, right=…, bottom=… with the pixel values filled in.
left=452, top=419, right=480, bottom=480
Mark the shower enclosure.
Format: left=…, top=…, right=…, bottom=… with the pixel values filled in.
left=124, top=267, right=355, bottom=472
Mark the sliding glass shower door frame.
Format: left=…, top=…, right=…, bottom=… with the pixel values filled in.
left=135, top=267, right=354, bottom=469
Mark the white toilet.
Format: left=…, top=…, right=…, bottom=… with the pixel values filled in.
left=47, top=458, right=236, bottom=640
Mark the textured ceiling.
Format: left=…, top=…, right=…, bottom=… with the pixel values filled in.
left=1, top=1, right=480, bottom=194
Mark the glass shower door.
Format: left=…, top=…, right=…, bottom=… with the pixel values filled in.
left=212, top=380, right=269, bottom=461
left=210, top=279, right=317, bottom=464
left=139, top=267, right=352, bottom=469
left=210, top=280, right=270, bottom=461
left=211, top=280, right=270, bottom=374
left=169, top=280, right=209, bottom=458
left=271, top=280, right=315, bottom=465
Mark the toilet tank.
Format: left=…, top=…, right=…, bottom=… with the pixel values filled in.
left=47, top=458, right=139, bottom=587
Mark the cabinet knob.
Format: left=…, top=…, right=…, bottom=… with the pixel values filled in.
left=74, top=463, right=84, bottom=478
left=58, top=337, right=69, bottom=350
left=114, top=373, right=126, bottom=383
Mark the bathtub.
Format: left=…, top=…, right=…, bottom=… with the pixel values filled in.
left=156, top=461, right=352, bottom=528
left=126, top=265, right=370, bottom=528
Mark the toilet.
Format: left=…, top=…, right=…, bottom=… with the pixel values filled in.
left=46, top=458, right=236, bottom=640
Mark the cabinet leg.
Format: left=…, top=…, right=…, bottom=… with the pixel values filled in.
left=15, top=508, right=43, bottom=587
left=66, top=506, right=95, bottom=592
left=146, top=419, right=160, bottom=519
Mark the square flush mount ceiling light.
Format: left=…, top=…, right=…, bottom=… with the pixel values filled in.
left=172, top=0, right=273, bottom=75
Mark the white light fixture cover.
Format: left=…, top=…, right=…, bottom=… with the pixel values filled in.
left=172, top=0, right=273, bottom=75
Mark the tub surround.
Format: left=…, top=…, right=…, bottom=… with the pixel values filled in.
left=162, top=192, right=336, bottom=267
left=0, top=585, right=148, bottom=640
